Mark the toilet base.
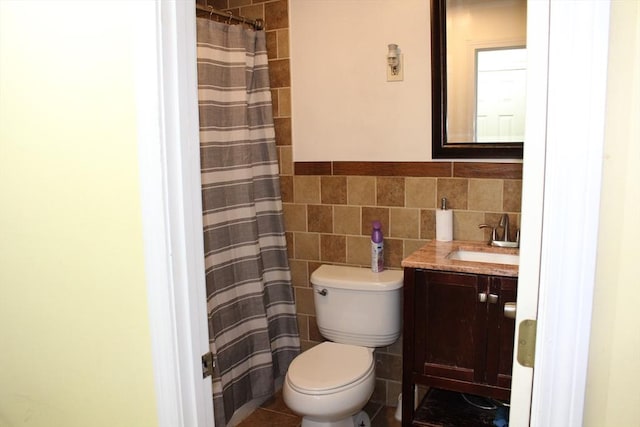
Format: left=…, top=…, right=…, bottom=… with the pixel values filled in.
left=301, top=410, right=370, bottom=427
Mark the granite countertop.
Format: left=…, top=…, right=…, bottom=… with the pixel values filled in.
left=401, top=240, right=519, bottom=277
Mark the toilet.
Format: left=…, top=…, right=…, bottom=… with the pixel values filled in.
left=283, top=265, right=404, bottom=427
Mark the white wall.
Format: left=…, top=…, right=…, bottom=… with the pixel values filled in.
left=0, top=2, right=158, bottom=426
left=584, top=0, right=640, bottom=425
left=290, top=0, right=431, bottom=161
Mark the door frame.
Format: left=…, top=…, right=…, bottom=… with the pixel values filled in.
left=135, top=1, right=214, bottom=426
left=511, top=0, right=611, bottom=425
left=138, top=0, right=612, bottom=426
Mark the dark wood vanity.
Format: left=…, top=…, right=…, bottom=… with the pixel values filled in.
left=401, top=241, right=519, bottom=426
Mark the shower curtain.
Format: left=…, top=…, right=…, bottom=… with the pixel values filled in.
left=195, top=18, right=300, bottom=426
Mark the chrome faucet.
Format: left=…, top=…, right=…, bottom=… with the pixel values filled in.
left=479, top=214, right=519, bottom=248
left=498, top=213, right=510, bottom=242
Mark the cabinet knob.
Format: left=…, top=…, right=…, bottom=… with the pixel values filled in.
left=488, top=294, right=499, bottom=304
left=504, top=302, right=517, bottom=319
left=478, top=292, right=487, bottom=303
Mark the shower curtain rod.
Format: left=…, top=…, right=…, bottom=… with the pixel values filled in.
left=195, top=4, right=264, bottom=30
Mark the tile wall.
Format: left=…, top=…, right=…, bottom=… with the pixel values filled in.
left=198, top=0, right=522, bottom=407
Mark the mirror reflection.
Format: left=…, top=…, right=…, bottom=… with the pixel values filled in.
left=432, top=0, right=526, bottom=158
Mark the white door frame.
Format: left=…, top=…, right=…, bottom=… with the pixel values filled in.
left=136, top=0, right=612, bottom=426
left=135, top=1, right=213, bottom=426
left=531, top=1, right=611, bottom=426
left=512, top=1, right=611, bottom=426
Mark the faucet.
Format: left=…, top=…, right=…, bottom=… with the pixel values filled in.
left=479, top=214, right=519, bottom=248
left=499, top=213, right=510, bottom=242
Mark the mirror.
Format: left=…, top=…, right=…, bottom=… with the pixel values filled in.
left=431, top=0, right=527, bottom=159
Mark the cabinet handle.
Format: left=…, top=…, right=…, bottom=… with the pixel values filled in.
left=487, top=294, right=499, bottom=304
left=504, top=302, right=517, bottom=319
left=478, top=293, right=487, bottom=303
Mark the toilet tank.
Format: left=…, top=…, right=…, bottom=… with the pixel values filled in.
left=311, top=265, right=404, bottom=347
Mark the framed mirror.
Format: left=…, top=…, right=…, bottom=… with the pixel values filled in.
left=431, top=0, right=526, bottom=159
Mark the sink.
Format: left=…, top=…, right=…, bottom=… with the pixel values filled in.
left=447, top=249, right=519, bottom=266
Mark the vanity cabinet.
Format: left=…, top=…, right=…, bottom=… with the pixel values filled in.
left=401, top=267, right=517, bottom=426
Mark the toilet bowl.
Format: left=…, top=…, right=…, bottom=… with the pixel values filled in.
left=282, top=265, right=404, bottom=427
left=283, top=342, right=375, bottom=427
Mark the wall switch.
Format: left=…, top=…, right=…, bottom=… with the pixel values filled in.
left=387, top=54, right=404, bottom=82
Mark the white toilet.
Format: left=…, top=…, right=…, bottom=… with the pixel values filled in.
left=283, top=264, right=404, bottom=427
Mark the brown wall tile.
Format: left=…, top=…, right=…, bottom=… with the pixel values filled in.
left=307, top=204, right=333, bottom=233
left=277, top=29, right=290, bottom=58
left=293, top=176, right=320, bottom=203
left=308, top=315, right=323, bottom=342
left=238, top=4, right=263, bottom=21
left=503, top=180, right=523, bottom=212
left=264, top=0, right=288, bottom=30
left=289, top=259, right=309, bottom=287
left=390, top=208, right=420, bottom=239
left=375, top=352, right=402, bottom=381
left=404, top=239, right=427, bottom=259
left=295, top=287, right=315, bottom=315
left=294, top=232, right=319, bottom=260
left=279, top=174, right=293, bottom=202
left=468, top=179, right=503, bottom=212
left=453, top=210, right=485, bottom=241
left=406, top=177, right=437, bottom=208
left=279, top=146, right=293, bottom=176
left=385, top=239, right=404, bottom=268
left=278, top=88, right=291, bottom=116
left=283, top=203, right=306, bottom=231
left=420, top=209, right=436, bottom=240
left=321, top=176, right=347, bottom=204
left=274, top=117, right=291, bottom=146
left=377, top=177, right=405, bottom=207
left=334, top=205, right=361, bottom=235
left=437, top=178, right=468, bottom=209
left=297, top=314, right=309, bottom=340
left=320, top=234, right=346, bottom=263
left=362, top=207, right=390, bottom=237
left=269, top=59, right=290, bottom=88
left=348, top=176, right=376, bottom=205
left=266, top=30, right=277, bottom=59
left=346, top=236, right=370, bottom=266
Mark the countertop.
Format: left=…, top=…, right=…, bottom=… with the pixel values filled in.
left=401, top=240, right=519, bottom=277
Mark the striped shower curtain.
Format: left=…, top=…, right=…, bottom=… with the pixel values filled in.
left=195, top=18, right=300, bottom=426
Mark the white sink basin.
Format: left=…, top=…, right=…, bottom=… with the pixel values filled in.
left=447, top=249, right=520, bottom=266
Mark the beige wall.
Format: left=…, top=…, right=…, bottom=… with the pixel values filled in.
left=0, top=2, right=158, bottom=426
left=585, top=1, right=640, bottom=425
left=289, top=0, right=432, bottom=161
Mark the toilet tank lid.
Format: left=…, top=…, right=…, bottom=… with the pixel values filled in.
left=310, top=265, right=403, bottom=291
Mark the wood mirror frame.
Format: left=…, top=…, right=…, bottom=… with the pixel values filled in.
left=431, top=0, right=524, bottom=159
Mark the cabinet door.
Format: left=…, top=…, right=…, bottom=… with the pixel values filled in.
left=486, top=276, right=518, bottom=389
left=414, top=270, right=489, bottom=387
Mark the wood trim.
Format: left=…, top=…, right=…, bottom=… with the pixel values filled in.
left=333, top=162, right=452, bottom=177
left=294, top=161, right=332, bottom=175
left=293, top=161, right=522, bottom=179
left=453, top=162, right=523, bottom=179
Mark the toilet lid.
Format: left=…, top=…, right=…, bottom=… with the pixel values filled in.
left=287, top=342, right=373, bottom=394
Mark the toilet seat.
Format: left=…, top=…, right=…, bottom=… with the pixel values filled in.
left=286, top=342, right=374, bottom=396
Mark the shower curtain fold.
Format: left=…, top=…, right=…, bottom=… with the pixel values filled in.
left=195, top=18, right=300, bottom=427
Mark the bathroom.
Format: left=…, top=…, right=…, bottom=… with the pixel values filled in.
left=211, top=0, right=522, bottom=424
left=1, top=1, right=637, bottom=427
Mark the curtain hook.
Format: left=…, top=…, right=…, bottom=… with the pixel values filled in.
left=209, top=6, right=214, bottom=21
left=226, top=11, right=233, bottom=24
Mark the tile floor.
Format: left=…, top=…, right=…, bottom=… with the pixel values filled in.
left=236, top=391, right=401, bottom=427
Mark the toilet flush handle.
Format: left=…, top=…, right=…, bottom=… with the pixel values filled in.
left=316, top=288, right=328, bottom=296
